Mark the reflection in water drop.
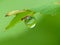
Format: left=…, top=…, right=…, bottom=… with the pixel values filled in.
left=23, top=16, right=36, bottom=28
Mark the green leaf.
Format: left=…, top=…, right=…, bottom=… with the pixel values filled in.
left=5, top=10, right=35, bottom=30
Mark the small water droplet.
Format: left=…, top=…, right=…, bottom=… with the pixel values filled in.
left=23, top=16, right=36, bottom=28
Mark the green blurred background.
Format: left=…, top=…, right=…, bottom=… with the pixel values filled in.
left=0, top=0, right=60, bottom=45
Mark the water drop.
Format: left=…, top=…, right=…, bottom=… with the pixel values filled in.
left=23, top=16, right=36, bottom=28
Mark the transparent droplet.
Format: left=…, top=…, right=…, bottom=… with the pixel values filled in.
left=23, top=16, right=36, bottom=28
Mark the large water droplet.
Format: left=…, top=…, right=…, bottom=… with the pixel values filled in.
left=23, top=16, right=36, bottom=28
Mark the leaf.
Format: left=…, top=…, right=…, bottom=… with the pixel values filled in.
left=5, top=10, right=35, bottom=30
